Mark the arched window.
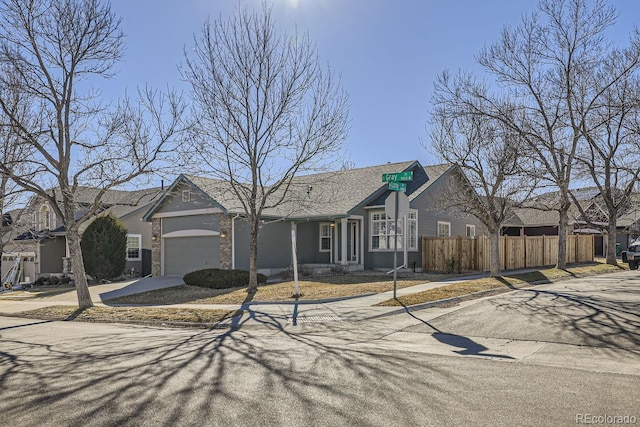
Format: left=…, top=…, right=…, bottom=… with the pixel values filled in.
left=39, top=204, right=50, bottom=230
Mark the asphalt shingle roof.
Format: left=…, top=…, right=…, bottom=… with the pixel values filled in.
left=179, top=161, right=452, bottom=220
left=55, top=186, right=163, bottom=207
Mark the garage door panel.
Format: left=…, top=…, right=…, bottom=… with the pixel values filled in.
left=164, top=236, right=219, bottom=276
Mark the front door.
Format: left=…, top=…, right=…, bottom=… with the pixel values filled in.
left=348, top=221, right=359, bottom=263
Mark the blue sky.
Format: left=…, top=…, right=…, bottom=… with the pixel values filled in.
left=105, top=0, right=640, bottom=168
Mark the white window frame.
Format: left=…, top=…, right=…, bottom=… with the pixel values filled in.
left=182, top=190, right=191, bottom=202
left=406, top=210, right=418, bottom=250
left=466, top=224, right=476, bottom=237
left=437, top=221, right=451, bottom=237
left=370, top=210, right=418, bottom=252
left=126, top=234, right=142, bottom=261
left=39, top=204, right=50, bottom=230
left=319, top=223, right=332, bottom=252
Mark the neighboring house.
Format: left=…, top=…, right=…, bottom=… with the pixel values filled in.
left=502, top=208, right=561, bottom=237
left=502, top=187, right=640, bottom=256
left=612, top=192, right=640, bottom=249
left=1, top=187, right=163, bottom=279
left=142, top=161, right=485, bottom=277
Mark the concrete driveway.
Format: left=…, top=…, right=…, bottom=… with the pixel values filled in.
left=97, top=276, right=184, bottom=300
left=0, top=276, right=184, bottom=313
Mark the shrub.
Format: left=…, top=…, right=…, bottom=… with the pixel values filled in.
left=81, top=214, right=127, bottom=281
left=34, top=275, right=71, bottom=287
left=183, top=268, right=267, bottom=289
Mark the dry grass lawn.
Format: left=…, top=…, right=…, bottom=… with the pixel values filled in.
left=0, top=285, right=75, bottom=300
left=5, top=305, right=240, bottom=325
left=375, top=262, right=625, bottom=307
left=1, top=261, right=626, bottom=325
left=106, top=274, right=443, bottom=305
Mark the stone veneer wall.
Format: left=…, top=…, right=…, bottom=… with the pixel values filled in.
left=218, top=214, right=232, bottom=270
left=151, top=218, right=161, bottom=276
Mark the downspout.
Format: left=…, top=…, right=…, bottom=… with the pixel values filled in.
left=403, top=213, right=408, bottom=270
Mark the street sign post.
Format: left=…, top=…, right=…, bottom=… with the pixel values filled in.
left=381, top=171, right=413, bottom=299
left=382, top=171, right=413, bottom=183
left=385, top=192, right=409, bottom=219
left=387, top=182, right=406, bottom=192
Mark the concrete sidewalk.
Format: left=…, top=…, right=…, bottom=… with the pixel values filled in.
left=0, top=273, right=490, bottom=328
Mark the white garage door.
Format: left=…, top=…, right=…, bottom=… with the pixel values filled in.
left=164, top=236, right=219, bottom=276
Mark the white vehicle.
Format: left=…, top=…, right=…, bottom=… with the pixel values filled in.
left=621, top=243, right=640, bottom=270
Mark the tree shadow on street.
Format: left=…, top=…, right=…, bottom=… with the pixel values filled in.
left=399, top=301, right=514, bottom=359
left=0, top=311, right=459, bottom=426
left=487, top=276, right=640, bottom=353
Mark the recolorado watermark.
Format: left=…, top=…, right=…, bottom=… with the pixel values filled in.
left=576, top=414, right=637, bottom=424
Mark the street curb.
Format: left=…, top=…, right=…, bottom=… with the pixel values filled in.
left=364, top=269, right=622, bottom=322
left=240, top=292, right=377, bottom=306
left=362, top=287, right=513, bottom=321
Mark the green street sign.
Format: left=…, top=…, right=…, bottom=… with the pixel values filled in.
left=382, top=171, right=413, bottom=183
left=388, top=182, right=406, bottom=192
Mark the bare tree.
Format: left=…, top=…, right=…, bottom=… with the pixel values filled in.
left=0, top=65, right=32, bottom=255
left=430, top=85, right=536, bottom=276
left=432, top=0, right=640, bottom=269
left=0, top=0, right=184, bottom=308
left=572, top=54, right=640, bottom=264
left=182, top=4, right=349, bottom=291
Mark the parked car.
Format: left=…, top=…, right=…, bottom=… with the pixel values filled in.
left=621, top=243, right=640, bottom=269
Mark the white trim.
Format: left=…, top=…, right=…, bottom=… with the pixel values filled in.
left=341, top=217, right=348, bottom=265
left=348, top=220, right=359, bottom=263
left=437, top=221, right=451, bottom=237
left=39, top=203, right=51, bottom=230
left=162, top=229, right=220, bottom=238
left=466, top=224, right=476, bottom=237
left=369, top=209, right=419, bottom=252
left=126, top=234, right=142, bottom=261
left=151, top=207, right=223, bottom=219
left=333, top=221, right=338, bottom=264
left=360, top=219, right=365, bottom=266
left=160, top=218, right=164, bottom=276
left=319, top=222, right=332, bottom=252
left=403, top=214, right=408, bottom=267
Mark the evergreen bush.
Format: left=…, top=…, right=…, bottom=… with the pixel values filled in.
left=183, top=268, right=267, bottom=289
left=81, top=214, right=127, bottom=281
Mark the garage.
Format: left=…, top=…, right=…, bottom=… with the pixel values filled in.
left=163, top=234, right=219, bottom=276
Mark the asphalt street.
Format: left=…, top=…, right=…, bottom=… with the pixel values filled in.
left=0, top=272, right=638, bottom=426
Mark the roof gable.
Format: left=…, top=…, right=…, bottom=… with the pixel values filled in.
left=143, top=161, right=458, bottom=221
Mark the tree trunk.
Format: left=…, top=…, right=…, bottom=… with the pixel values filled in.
left=606, top=216, right=618, bottom=266
left=247, top=219, right=259, bottom=293
left=66, top=227, right=93, bottom=309
left=556, top=207, right=569, bottom=270
left=489, top=230, right=501, bottom=278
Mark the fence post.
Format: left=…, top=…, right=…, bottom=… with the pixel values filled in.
left=457, top=236, right=462, bottom=273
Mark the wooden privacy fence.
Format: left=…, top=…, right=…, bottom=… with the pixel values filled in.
left=421, top=234, right=594, bottom=273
